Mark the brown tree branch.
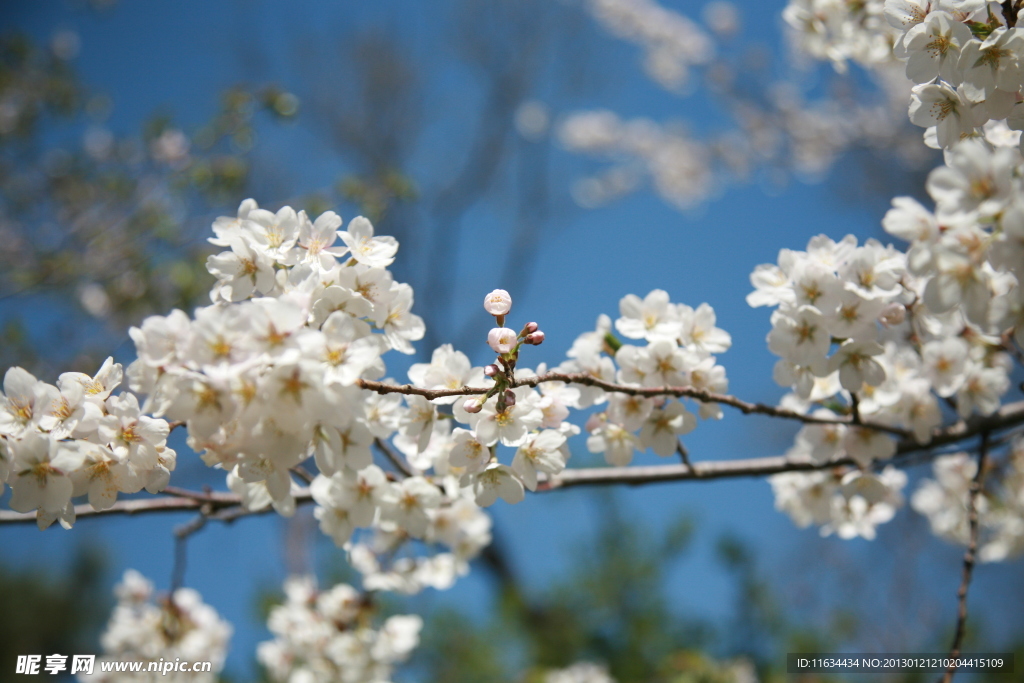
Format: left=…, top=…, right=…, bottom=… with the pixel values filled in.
left=675, top=440, right=696, bottom=474
left=1, top=400, right=1021, bottom=524
left=0, top=487, right=313, bottom=525
left=541, top=400, right=1024, bottom=490
left=940, top=431, right=990, bottom=683
left=170, top=503, right=212, bottom=591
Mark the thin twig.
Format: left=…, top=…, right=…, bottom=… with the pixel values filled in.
left=675, top=440, right=697, bottom=475
left=170, top=503, right=212, bottom=591
left=940, top=431, right=990, bottom=683
left=161, top=486, right=239, bottom=504
left=0, top=487, right=312, bottom=525
left=374, top=437, right=415, bottom=477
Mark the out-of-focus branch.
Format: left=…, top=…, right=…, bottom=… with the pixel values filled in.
left=0, top=487, right=311, bottom=525
left=170, top=503, right=212, bottom=591
left=939, top=431, right=990, bottom=683
left=374, top=437, right=415, bottom=478
left=675, top=440, right=695, bottom=472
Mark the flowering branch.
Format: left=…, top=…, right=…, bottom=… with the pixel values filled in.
left=542, top=400, right=1024, bottom=490
left=3, top=400, right=1021, bottom=525
left=0, top=486, right=312, bottom=525
left=357, top=373, right=910, bottom=437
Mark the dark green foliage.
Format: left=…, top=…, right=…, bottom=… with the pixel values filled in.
left=0, top=549, right=107, bottom=677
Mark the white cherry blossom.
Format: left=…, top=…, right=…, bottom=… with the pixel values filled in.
left=8, top=432, right=83, bottom=528
left=615, top=289, right=683, bottom=340
left=901, top=11, right=971, bottom=84
left=472, top=463, right=525, bottom=506
left=909, top=83, right=979, bottom=148
left=206, top=236, right=277, bottom=302
left=0, top=367, right=56, bottom=438
left=639, top=401, right=696, bottom=456
left=510, top=429, right=567, bottom=491
left=338, top=215, right=398, bottom=268
left=587, top=419, right=640, bottom=466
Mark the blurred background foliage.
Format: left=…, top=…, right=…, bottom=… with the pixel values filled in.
left=0, top=25, right=299, bottom=377
left=0, top=0, right=1020, bottom=681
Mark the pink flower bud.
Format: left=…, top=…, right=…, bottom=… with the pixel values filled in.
left=525, top=331, right=545, bottom=345
left=523, top=321, right=539, bottom=335
left=463, top=398, right=483, bottom=414
left=484, top=364, right=499, bottom=377
left=487, top=327, right=518, bottom=354
left=504, top=389, right=516, bottom=406
left=879, top=303, right=906, bottom=326
left=483, top=289, right=512, bottom=316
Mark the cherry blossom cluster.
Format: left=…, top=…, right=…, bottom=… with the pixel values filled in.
left=771, top=466, right=908, bottom=539
left=913, top=441, right=1024, bottom=562
left=779, top=1, right=1024, bottom=151
left=884, top=137, right=1024, bottom=349
left=127, top=205, right=408, bottom=515
left=411, top=291, right=573, bottom=504
left=762, top=0, right=1024, bottom=543
left=782, top=0, right=896, bottom=70
left=755, top=225, right=1013, bottom=534
left=558, top=0, right=947, bottom=215
left=755, top=223, right=1010, bottom=421
left=570, top=290, right=731, bottom=465
left=257, top=576, right=421, bottom=683
left=316, top=466, right=493, bottom=594
left=885, top=1, right=1024, bottom=150
left=750, top=124, right=1024, bottom=537
left=751, top=234, right=909, bottom=399
left=120, top=200, right=511, bottom=593
left=557, top=68, right=931, bottom=210
left=558, top=111, right=714, bottom=210
left=80, top=570, right=231, bottom=683
left=0, top=359, right=175, bottom=529
left=585, top=0, right=714, bottom=92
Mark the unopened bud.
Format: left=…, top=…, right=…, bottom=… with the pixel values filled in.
left=484, top=364, right=500, bottom=377
left=525, top=331, right=545, bottom=345
left=483, top=289, right=512, bottom=316
left=879, top=303, right=906, bottom=326
left=463, top=398, right=483, bottom=414
left=504, top=389, right=516, bottom=406
left=487, top=327, right=518, bottom=354
left=522, top=321, right=539, bottom=335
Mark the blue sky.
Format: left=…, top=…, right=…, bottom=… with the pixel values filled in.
left=3, top=0, right=1024, bottom=679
